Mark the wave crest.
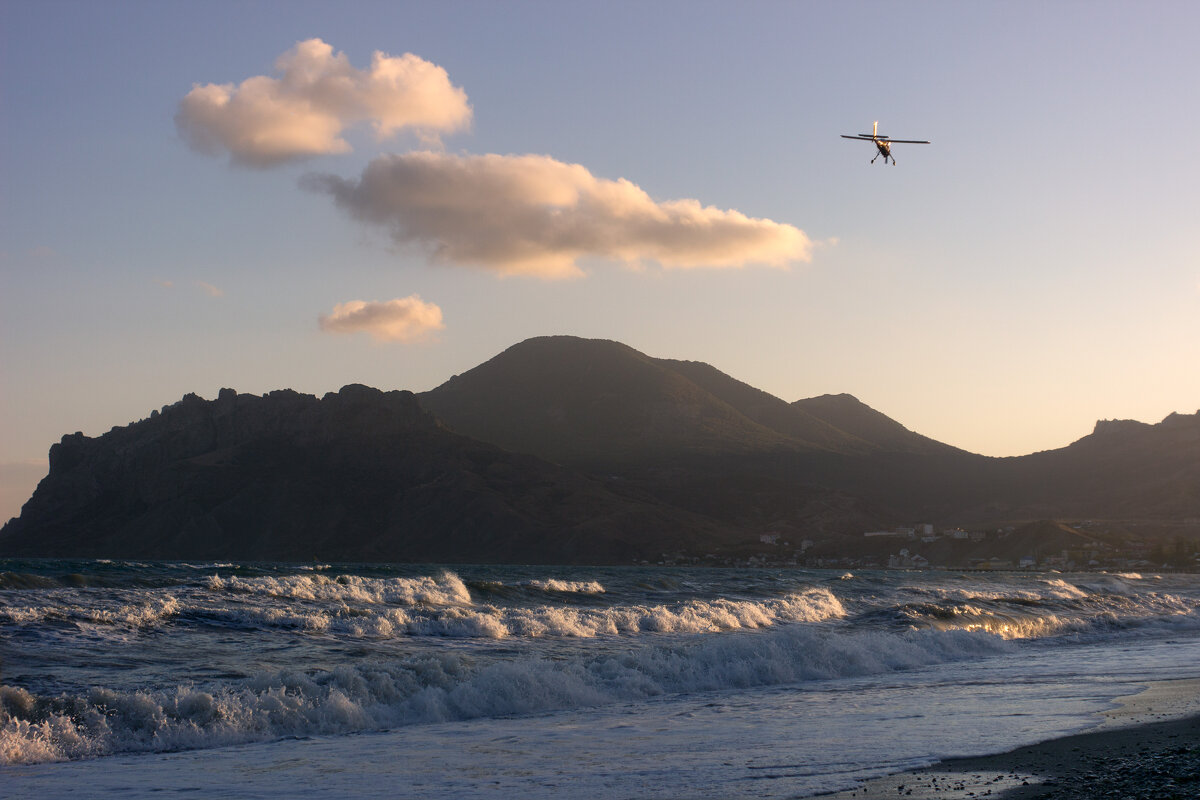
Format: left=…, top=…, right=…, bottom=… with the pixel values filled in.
left=0, top=623, right=1009, bottom=765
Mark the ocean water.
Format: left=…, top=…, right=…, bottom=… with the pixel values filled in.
left=2, top=561, right=1199, bottom=798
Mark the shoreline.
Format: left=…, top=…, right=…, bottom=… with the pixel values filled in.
left=819, top=678, right=1200, bottom=799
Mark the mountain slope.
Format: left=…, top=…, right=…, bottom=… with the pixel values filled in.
left=793, top=393, right=961, bottom=455
left=0, top=385, right=734, bottom=563
left=418, top=336, right=951, bottom=466
left=984, top=412, right=1200, bottom=519
left=418, top=336, right=809, bottom=464
left=4, top=336, right=1196, bottom=566
left=653, top=360, right=872, bottom=453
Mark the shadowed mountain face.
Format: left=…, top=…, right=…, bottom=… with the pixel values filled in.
left=417, top=336, right=950, bottom=465
left=792, top=393, right=958, bottom=456
left=418, top=337, right=1200, bottom=524
left=4, top=335, right=1198, bottom=564
left=417, top=337, right=798, bottom=464
left=0, top=385, right=732, bottom=564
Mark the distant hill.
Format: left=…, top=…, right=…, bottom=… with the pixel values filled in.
left=792, top=393, right=960, bottom=455
left=419, top=336, right=1200, bottom=526
left=417, top=337, right=803, bottom=465
left=3, top=335, right=1198, bottom=565
left=982, top=412, right=1200, bottom=520
left=418, top=336, right=950, bottom=464
left=0, top=385, right=733, bottom=564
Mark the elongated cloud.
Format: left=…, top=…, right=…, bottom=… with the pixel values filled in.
left=177, top=39, right=471, bottom=167
left=319, top=296, right=444, bottom=342
left=304, top=152, right=811, bottom=278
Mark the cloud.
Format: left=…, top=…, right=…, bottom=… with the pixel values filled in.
left=153, top=278, right=225, bottom=297
left=177, top=39, right=472, bottom=167
left=318, top=296, right=444, bottom=342
left=195, top=281, right=225, bottom=297
left=304, top=152, right=812, bottom=278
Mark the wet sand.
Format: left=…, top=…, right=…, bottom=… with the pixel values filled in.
left=819, top=679, right=1200, bottom=800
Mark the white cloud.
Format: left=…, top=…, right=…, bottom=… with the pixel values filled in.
left=304, top=152, right=812, bottom=278
left=318, top=296, right=444, bottom=342
left=195, top=281, right=225, bottom=297
left=177, top=39, right=472, bottom=167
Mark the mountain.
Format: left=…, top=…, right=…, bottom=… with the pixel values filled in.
left=419, top=337, right=1200, bottom=527
left=418, top=336, right=948, bottom=464
left=792, top=393, right=959, bottom=455
left=982, top=412, right=1200, bottom=520
left=4, top=335, right=1197, bottom=565
left=0, top=385, right=733, bottom=564
left=417, top=336, right=802, bottom=465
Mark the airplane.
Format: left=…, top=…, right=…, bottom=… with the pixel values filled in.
left=841, top=121, right=930, bottom=165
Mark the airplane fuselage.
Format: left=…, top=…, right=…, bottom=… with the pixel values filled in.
left=840, top=122, right=929, bottom=165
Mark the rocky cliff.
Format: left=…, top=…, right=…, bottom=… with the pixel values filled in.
left=0, top=384, right=732, bottom=563
left=4, top=336, right=1198, bottom=564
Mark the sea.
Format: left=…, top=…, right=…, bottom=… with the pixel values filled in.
left=2, top=560, right=1199, bottom=799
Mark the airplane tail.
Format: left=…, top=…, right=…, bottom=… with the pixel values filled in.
left=873, top=120, right=878, bottom=137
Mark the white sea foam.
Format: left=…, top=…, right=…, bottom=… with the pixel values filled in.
left=895, top=579, right=1199, bottom=640
left=521, top=579, right=606, bottom=594
left=0, top=623, right=1013, bottom=765
left=203, top=571, right=473, bottom=607
left=7, top=564, right=1200, bottom=773
left=0, top=594, right=183, bottom=631
left=193, top=587, right=846, bottom=640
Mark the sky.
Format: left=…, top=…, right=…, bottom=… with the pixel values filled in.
left=3, top=1, right=1199, bottom=522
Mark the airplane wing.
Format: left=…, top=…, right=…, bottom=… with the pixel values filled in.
left=884, top=139, right=931, bottom=144
left=840, top=135, right=875, bottom=140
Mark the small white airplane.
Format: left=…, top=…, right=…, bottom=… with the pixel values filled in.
left=841, top=121, right=930, bottom=165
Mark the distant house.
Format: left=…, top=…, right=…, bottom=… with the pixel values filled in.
left=888, top=549, right=928, bottom=569
left=759, top=533, right=780, bottom=545
left=864, top=529, right=914, bottom=539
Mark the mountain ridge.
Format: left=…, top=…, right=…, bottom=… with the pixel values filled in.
left=3, top=335, right=1197, bottom=564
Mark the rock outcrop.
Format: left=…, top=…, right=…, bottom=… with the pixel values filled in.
left=4, top=336, right=1198, bottom=564
left=0, top=384, right=731, bottom=563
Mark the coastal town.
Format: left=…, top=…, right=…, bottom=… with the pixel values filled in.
left=659, top=520, right=1200, bottom=572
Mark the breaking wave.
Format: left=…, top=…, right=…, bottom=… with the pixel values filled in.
left=5, top=563, right=1199, bottom=768
left=0, top=624, right=1010, bottom=765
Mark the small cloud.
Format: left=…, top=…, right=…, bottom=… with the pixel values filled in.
left=318, top=295, right=444, bottom=342
left=304, top=151, right=812, bottom=278
left=195, top=281, right=224, bottom=297
left=176, top=38, right=472, bottom=168
left=154, top=278, right=175, bottom=289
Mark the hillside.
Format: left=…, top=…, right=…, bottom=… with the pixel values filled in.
left=0, top=385, right=734, bottom=564
left=793, top=393, right=961, bottom=455
left=419, top=336, right=949, bottom=464
left=417, top=336, right=805, bottom=464
left=4, top=335, right=1198, bottom=565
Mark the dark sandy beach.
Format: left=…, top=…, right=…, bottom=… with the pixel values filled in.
left=820, top=698, right=1200, bottom=800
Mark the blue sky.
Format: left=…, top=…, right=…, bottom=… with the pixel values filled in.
left=3, top=1, right=1199, bottom=521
